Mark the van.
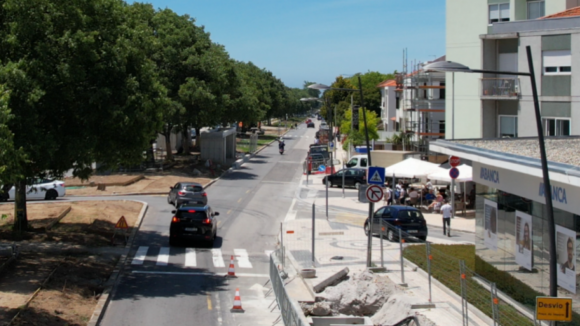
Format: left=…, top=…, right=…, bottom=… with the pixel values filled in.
left=345, top=155, right=368, bottom=169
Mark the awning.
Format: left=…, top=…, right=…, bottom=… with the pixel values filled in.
left=427, top=164, right=473, bottom=183
left=385, top=158, right=440, bottom=179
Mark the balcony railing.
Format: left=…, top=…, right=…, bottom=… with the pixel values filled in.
left=481, top=78, right=520, bottom=98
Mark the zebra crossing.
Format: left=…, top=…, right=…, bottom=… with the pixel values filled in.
left=130, top=246, right=272, bottom=269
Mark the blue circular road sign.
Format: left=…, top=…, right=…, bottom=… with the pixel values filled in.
left=449, top=167, right=460, bottom=179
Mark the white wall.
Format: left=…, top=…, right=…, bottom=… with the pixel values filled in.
left=517, top=34, right=543, bottom=137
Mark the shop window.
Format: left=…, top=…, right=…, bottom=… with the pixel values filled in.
left=498, top=115, right=518, bottom=138
left=543, top=50, right=572, bottom=75
left=542, top=118, right=570, bottom=136
left=489, top=3, right=510, bottom=24
left=528, top=0, right=545, bottom=20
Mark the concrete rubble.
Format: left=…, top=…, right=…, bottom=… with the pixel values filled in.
left=301, top=271, right=437, bottom=326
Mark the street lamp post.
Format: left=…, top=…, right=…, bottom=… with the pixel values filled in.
left=424, top=45, right=558, bottom=297
left=309, top=76, right=374, bottom=267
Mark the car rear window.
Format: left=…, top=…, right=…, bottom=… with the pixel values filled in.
left=310, top=147, right=328, bottom=154
left=184, top=185, right=203, bottom=192
left=178, top=211, right=207, bottom=220
left=398, top=210, right=424, bottom=220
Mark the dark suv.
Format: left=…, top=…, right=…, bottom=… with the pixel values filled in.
left=322, top=168, right=367, bottom=189
left=364, top=205, right=428, bottom=241
left=169, top=204, right=219, bottom=246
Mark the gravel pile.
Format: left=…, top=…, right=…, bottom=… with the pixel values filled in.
left=453, top=138, right=580, bottom=167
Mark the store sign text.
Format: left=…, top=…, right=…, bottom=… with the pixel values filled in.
left=480, top=167, right=500, bottom=184
left=539, top=183, right=568, bottom=204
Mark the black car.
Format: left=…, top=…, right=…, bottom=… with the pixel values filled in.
left=322, top=168, right=367, bottom=189
left=169, top=204, right=219, bottom=246
left=307, top=122, right=315, bottom=128
left=364, top=205, right=428, bottom=241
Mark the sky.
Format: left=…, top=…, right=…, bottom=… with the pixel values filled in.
left=129, top=0, right=446, bottom=89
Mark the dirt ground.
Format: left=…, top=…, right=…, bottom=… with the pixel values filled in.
left=64, top=175, right=142, bottom=187
left=65, top=175, right=211, bottom=196
left=0, top=252, right=119, bottom=326
left=0, top=201, right=143, bottom=246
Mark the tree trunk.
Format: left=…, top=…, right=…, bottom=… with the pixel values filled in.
left=181, top=125, right=190, bottom=154
left=194, top=125, right=202, bottom=150
left=13, top=179, right=28, bottom=232
left=163, top=125, right=173, bottom=161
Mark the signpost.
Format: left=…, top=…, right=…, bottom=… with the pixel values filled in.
left=536, top=297, right=572, bottom=322
left=111, top=216, right=129, bottom=245
left=368, top=166, right=385, bottom=186
left=366, top=185, right=384, bottom=203
left=449, top=156, right=460, bottom=220
left=449, top=167, right=460, bottom=179
left=449, top=156, right=461, bottom=167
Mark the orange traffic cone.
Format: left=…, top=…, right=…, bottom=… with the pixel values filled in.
left=230, top=288, right=244, bottom=313
left=226, top=255, right=236, bottom=277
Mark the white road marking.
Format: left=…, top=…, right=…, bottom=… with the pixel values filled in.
left=211, top=248, right=225, bottom=267
left=157, top=247, right=170, bottom=266
left=185, top=248, right=197, bottom=267
left=234, top=249, right=252, bottom=268
left=283, top=198, right=297, bottom=222
left=131, top=246, right=149, bottom=265
left=131, top=270, right=269, bottom=278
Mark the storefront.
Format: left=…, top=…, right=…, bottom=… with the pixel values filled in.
left=430, top=138, right=580, bottom=313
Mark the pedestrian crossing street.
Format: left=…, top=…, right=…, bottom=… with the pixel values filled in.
left=130, top=246, right=274, bottom=269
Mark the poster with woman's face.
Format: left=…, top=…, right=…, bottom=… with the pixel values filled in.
left=515, top=211, right=532, bottom=271
left=556, top=225, right=576, bottom=294
left=484, top=199, right=498, bottom=251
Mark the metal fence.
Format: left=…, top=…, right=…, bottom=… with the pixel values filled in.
left=269, top=248, right=308, bottom=326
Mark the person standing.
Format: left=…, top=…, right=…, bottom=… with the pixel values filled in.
left=441, top=200, right=453, bottom=237
left=384, top=186, right=393, bottom=205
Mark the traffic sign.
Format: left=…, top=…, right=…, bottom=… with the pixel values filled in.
left=449, top=167, right=460, bottom=179
left=368, top=166, right=385, bottom=185
left=366, top=185, right=384, bottom=203
left=449, top=156, right=461, bottom=167
left=318, top=165, right=326, bottom=172
left=536, top=297, right=572, bottom=322
left=115, top=216, right=129, bottom=229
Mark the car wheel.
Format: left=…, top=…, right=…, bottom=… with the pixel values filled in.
left=329, top=181, right=334, bottom=188
left=45, top=189, right=58, bottom=200
left=355, top=182, right=361, bottom=190
left=387, top=229, right=396, bottom=242
left=364, top=221, right=370, bottom=236
left=167, top=196, right=172, bottom=205
left=418, top=235, right=427, bottom=241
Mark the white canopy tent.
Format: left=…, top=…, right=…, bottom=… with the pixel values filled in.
left=427, top=164, right=473, bottom=183
left=385, top=158, right=440, bottom=179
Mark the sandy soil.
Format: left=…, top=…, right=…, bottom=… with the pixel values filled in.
left=64, top=174, right=142, bottom=187
left=0, top=203, right=71, bottom=229
left=66, top=175, right=211, bottom=196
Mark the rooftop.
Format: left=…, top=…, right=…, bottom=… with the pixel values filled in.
left=451, top=137, right=580, bottom=167
left=541, top=6, right=580, bottom=19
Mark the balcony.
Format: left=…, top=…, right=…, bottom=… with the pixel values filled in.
left=481, top=78, right=520, bottom=100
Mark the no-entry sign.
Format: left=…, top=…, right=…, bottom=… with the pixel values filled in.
left=449, top=156, right=461, bottom=167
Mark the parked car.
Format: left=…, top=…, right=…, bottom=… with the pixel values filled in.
left=307, top=122, right=315, bottom=128
left=306, top=119, right=312, bottom=124
left=345, top=155, right=368, bottom=170
left=364, top=205, right=428, bottom=241
left=169, top=203, right=219, bottom=246
left=167, top=182, right=208, bottom=207
left=320, top=122, right=328, bottom=129
left=322, top=168, right=367, bottom=189
left=308, top=145, right=330, bottom=160
left=0, top=179, right=65, bottom=201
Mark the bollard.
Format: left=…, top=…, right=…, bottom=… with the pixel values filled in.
left=399, top=228, right=407, bottom=287
left=426, top=242, right=432, bottom=302
left=325, top=177, right=329, bottom=219
left=380, top=219, right=384, bottom=268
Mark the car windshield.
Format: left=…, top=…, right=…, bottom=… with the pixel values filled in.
left=310, top=147, right=328, bottom=154
left=178, top=211, right=207, bottom=220
left=398, top=210, right=424, bottom=220
left=184, top=185, right=203, bottom=192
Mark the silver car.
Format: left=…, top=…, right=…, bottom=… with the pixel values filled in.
left=167, top=182, right=207, bottom=207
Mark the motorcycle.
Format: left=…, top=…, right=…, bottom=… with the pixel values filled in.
left=279, top=147, right=284, bottom=155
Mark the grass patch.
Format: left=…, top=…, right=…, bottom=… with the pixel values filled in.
left=404, top=244, right=534, bottom=326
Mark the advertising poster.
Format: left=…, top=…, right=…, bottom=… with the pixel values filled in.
left=515, top=211, right=533, bottom=271
left=484, top=199, right=498, bottom=251
left=556, top=225, right=576, bottom=294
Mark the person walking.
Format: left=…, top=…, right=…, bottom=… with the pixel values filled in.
left=441, top=200, right=453, bottom=237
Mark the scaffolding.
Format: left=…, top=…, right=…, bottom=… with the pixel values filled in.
left=396, top=52, right=446, bottom=154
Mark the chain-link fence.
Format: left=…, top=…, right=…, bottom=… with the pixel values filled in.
left=269, top=249, right=308, bottom=326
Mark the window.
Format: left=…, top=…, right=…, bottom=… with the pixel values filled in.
left=489, top=3, right=510, bottom=23
left=498, top=115, right=518, bottom=138
left=528, top=0, right=545, bottom=20
left=360, top=158, right=368, bottom=167
left=543, top=50, right=571, bottom=75
left=396, top=94, right=400, bottom=109
left=543, top=118, right=570, bottom=136
left=439, top=82, right=446, bottom=99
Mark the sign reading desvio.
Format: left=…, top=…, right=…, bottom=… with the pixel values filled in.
left=480, top=167, right=499, bottom=184
left=536, top=297, right=572, bottom=322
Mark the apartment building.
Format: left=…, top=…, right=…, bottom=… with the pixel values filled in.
left=446, top=0, right=580, bottom=139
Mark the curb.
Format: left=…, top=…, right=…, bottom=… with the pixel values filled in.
left=87, top=200, right=148, bottom=326
left=402, top=257, right=495, bottom=325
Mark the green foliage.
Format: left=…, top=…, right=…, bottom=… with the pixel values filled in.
left=386, top=132, right=412, bottom=146
left=347, top=71, right=394, bottom=116
left=0, top=86, right=27, bottom=185
left=340, top=107, right=380, bottom=149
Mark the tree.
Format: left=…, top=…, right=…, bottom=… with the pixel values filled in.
left=340, top=107, right=380, bottom=150
left=0, top=0, right=167, bottom=230
left=347, top=71, right=394, bottom=116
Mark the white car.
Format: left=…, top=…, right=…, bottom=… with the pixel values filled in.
left=0, top=179, right=66, bottom=201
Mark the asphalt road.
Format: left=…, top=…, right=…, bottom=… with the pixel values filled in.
left=97, top=126, right=310, bottom=326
